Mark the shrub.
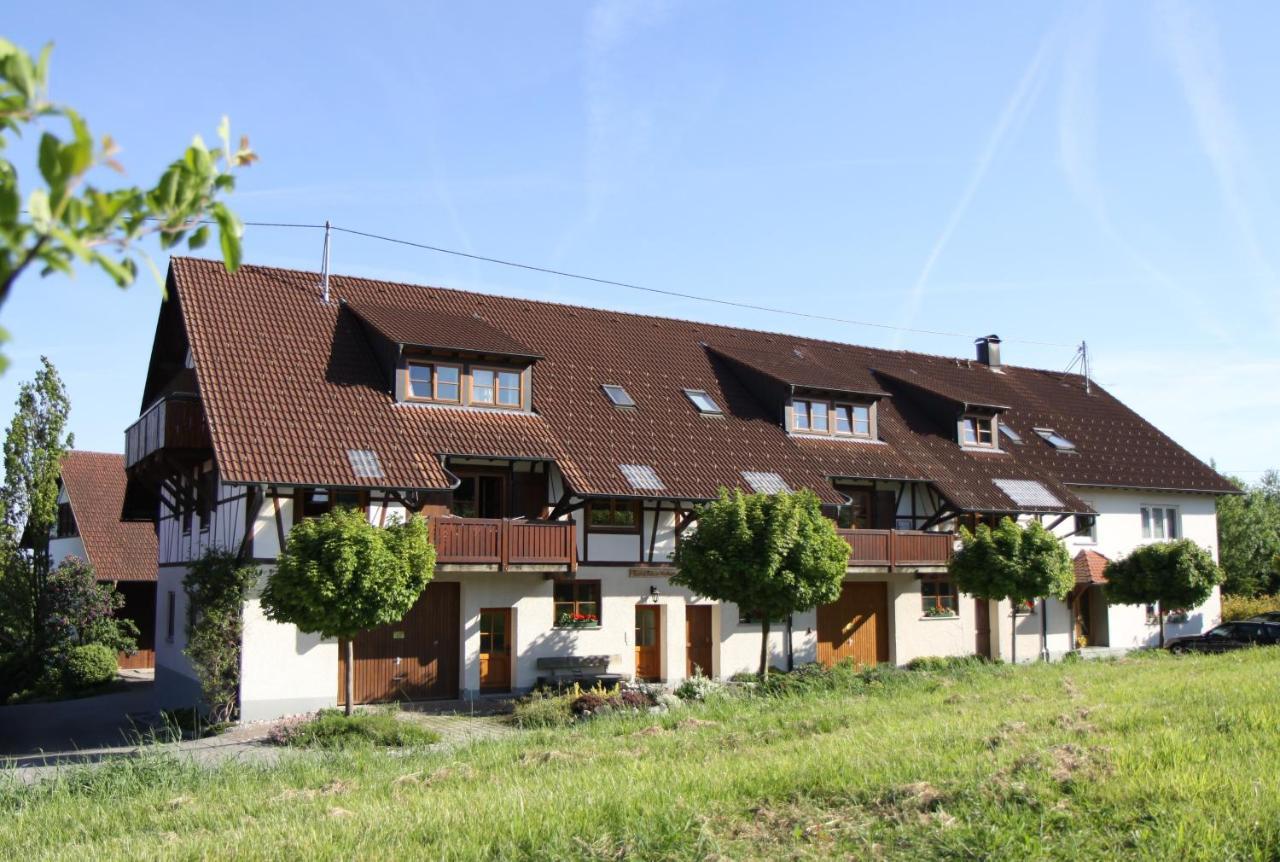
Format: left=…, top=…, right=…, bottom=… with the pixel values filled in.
left=570, top=691, right=610, bottom=717
left=1222, top=593, right=1280, bottom=622
left=904, top=655, right=992, bottom=673
left=674, top=673, right=726, bottom=702
left=61, top=643, right=116, bottom=690
left=270, top=708, right=440, bottom=749
left=183, top=551, right=260, bottom=723
left=512, top=690, right=574, bottom=728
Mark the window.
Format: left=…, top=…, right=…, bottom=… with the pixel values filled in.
left=1141, top=506, right=1179, bottom=540
left=961, top=415, right=995, bottom=447
left=793, top=399, right=830, bottom=433
left=838, top=489, right=872, bottom=529
left=794, top=399, right=811, bottom=431
left=56, top=502, right=77, bottom=538
left=846, top=404, right=872, bottom=437
left=588, top=499, right=639, bottom=532
left=1074, top=514, right=1097, bottom=542
left=620, top=464, right=663, bottom=491
left=1034, top=427, right=1076, bottom=450
left=406, top=362, right=461, bottom=402
left=197, top=470, right=214, bottom=532
left=602, top=384, right=635, bottom=408
left=166, top=591, right=176, bottom=643
left=554, top=580, right=601, bottom=627
left=683, top=389, right=722, bottom=414
left=471, top=368, right=522, bottom=407
left=741, top=471, right=790, bottom=494
left=810, top=401, right=829, bottom=432
left=921, top=579, right=958, bottom=616
left=999, top=424, right=1023, bottom=445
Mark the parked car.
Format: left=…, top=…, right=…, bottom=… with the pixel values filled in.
left=1165, top=621, right=1280, bottom=654
left=1248, top=612, right=1280, bottom=624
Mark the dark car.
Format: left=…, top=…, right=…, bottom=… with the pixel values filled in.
left=1165, top=621, right=1280, bottom=654
left=1249, top=612, right=1280, bottom=624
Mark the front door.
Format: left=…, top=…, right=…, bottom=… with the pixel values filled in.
left=685, top=605, right=713, bottom=677
left=635, top=605, right=662, bottom=681
left=974, top=597, right=992, bottom=658
left=478, top=608, right=512, bottom=692
left=817, top=582, right=890, bottom=667
left=339, top=581, right=461, bottom=704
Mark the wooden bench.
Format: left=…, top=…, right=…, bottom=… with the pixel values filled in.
left=535, top=655, right=619, bottom=689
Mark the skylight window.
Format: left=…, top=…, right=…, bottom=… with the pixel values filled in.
left=999, top=424, right=1023, bottom=445
left=347, top=449, right=384, bottom=479
left=741, top=471, right=790, bottom=494
left=683, top=389, right=722, bottom=414
left=1033, top=428, right=1076, bottom=451
left=619, top=464, right=663, bottom=491
left=602, top=384, right=635, bottom=408
left=992, top=479, right=1062, bottom=508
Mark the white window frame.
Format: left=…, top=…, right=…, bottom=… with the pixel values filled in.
left=1140, top=505, right=1180, bottom=541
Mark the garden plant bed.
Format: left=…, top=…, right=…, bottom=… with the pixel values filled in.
left=3, top=649, right=1280, bottom=859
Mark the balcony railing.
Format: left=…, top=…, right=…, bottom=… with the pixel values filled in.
left=124, top=396, right=211, bottom=469
left=836, top=529, right=954, bottom=568
left=430, top=517, right=577, bottom=571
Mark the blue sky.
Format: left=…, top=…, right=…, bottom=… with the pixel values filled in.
left=3, top=1, right=1277, bottom=476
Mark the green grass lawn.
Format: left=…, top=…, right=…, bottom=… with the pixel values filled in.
left=4, top=649, right=1280, bottom=860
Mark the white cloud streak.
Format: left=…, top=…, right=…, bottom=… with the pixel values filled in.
left=894, top=22, right=1059, bottom=345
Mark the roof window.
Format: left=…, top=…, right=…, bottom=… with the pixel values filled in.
left=619, top=464, right=663, bottom=491
left=741, top=471, right=790, bottom=494
left=992, top=478, right=1062, bottom=508
left=999, top=424, right=1023, bottom=445
left=1034, top=428, right=1076, bottom=451
left=602, top=384, right=636, bottom=408
left=347, top=449, right=385, bottom=479
left=683, top=389, right=722, bottom=414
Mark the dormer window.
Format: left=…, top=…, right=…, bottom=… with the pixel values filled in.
left=1034, top=427, right=1076, bottom=451
left=961, top=415, right=995, bottom=448
left=471, top=368, right=521, bottom=407
left=407, top=361, right=461, bottom=403
left=795, top=398, right=874, bottom=438
left=602, top=384, right=635, bottom=408
left=684, top=389, right=722, bottom=414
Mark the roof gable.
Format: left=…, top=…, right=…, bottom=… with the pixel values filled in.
left=60, top=451, right=157, bottom=582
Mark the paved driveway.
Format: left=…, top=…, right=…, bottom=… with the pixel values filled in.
left=0, top=673, right=158, bottom=764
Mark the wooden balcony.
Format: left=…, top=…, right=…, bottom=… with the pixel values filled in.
left=430, top=517, right=577, bottom=572
left=124, top=396, right=211, bottom=469
left=837, top=529, right=954, bottom=569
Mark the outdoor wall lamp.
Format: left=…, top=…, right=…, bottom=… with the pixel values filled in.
left=649, top=585, right=660, bottom=602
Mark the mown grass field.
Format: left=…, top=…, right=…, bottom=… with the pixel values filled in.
left=4, top=649, right=1280, bottom=860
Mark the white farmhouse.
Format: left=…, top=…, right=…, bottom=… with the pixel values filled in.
left=123, top=258, right=1236, bottom=721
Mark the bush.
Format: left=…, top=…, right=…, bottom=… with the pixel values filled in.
left=513, top=690, right=574, bottom=728
left=674, top=673, right=726, bottom=702
left=61, top=643, right=116, bottom=691
left=269, top=708, right=441, bottom=749
left=1222, top=593, right=1280, bottom=622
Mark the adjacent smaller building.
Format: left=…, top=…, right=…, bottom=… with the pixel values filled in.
left=51, top=450, right=158, bottom=669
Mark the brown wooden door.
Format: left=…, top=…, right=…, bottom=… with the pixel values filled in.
left=817, top=582, right=889, bottom=667
left=116, top=582, right=155, bottom=669
left=685, top=605, right=713, bottom=677
left=635, top=605, right=662, bottom=681
left=974, top=598, right=992, bottom=658
left=339, top=581, right=460, bottom=704
left=478, top=608, right=512, bottom=692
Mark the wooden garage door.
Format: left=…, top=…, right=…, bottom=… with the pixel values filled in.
left=339, top=581, right=460, bottom=704
left=817, top=582, right=890, bottom=667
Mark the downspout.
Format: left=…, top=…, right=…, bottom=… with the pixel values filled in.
left=785, top=614, right=794, bottom=672
left=1040, top=598, right=1050, bottom=661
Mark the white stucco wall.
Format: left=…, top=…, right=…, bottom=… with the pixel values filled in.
left=154, top=566, right=202, bottom=710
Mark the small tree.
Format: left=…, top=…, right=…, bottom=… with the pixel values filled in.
left=949, top=518, right=1073, bottom=663
left=1104, top=539, right=1224, bottom=647
left=45, top=556, right=137, bottom=655
left=183, top=550, right=259, bottom=723
left=0, top=358, right=71, bottom=690
left=672, top=488, right=849, bottom=680
left=261, top=508, right=435, bottom=715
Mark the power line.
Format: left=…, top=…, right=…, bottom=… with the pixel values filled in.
left=211, top=218, right=1077, bottom=348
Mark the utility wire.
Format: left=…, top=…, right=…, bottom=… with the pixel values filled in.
left=202, top=218, right=1077, bottom=348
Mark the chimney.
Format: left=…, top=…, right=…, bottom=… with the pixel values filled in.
left=975, top=334, right=1002, bottom=368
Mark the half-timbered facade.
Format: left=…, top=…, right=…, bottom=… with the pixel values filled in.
left=126, top=258, right=1236, bottom=721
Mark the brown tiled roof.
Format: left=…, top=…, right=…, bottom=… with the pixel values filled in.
left=347, top=301, right=541, bottom=359
left=164, top=257, right=1236, bottom=509
left=1074, top=549, right=1109, bottom=585
left=60, top=451, right=157, bottom=582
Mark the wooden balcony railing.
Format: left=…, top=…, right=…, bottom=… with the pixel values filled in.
left=430, top=517, right=576, bottom=571
left=124, top=397, right=211, bottom=469
left=836, top=529, right=954, bottom=568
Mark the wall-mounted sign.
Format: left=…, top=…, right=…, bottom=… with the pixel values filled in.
left=392, top=631, right=405, bottom=640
